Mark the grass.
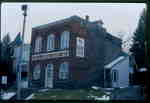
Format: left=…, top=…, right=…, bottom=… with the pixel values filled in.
left=32, top=89, right=106, bottom=100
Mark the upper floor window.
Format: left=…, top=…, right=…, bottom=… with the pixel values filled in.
left=35, top=36, right=42, bottom=53
left=47, top=34, right=55, bottom=51
left=112, top=70, right=118, bottom=82
left=59, top=62, right=69, bottom=80
left=33, top=64, right=41, bottom=80
left=60, top=31, right=70, bottom=49
left=76, top=37, right=85, bottom=57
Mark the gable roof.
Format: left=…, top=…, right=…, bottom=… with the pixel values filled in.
left=33, top=15, right=85, bottom=30
left=32, top=15, right=122, bottom=49
left=104, top=56, right=125, bottom=69
left=104, top=53, right=128, bottom=69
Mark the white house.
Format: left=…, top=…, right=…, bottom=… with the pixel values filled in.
left=104, top=55, right=133, bottom=88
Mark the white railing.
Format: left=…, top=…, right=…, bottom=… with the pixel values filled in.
left=32, top=50, right=69, bottom=61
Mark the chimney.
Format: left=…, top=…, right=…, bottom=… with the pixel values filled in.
left=85, top=15, right=89, bottom=22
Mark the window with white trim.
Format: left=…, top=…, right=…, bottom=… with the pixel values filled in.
left=59, top=62, right=69, bottom=80
left=46, top=64, right=53, bottom=77
left=47, top=34, right=55, bottom=51
left=33, top=65, right=41, bottom=80
left=35, top=37, right=42, bottom=53
left=112, top=70, right=118, bottom=82
left=76, top=37, right=85, bottom=57
left=60, top=31, right=70, bottom=49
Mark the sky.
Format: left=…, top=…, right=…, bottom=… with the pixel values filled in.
left=1, top=3, right=146, bottom=43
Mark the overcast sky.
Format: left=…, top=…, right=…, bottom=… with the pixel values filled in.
left=1, top=3, right=146, bottom=43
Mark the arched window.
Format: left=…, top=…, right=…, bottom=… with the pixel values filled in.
left=60, top=31, right=70, bottom=49
left=47, top=34, right=55, bottom=51
left=35, top=36, right=42, bottom=53
left=112, top=70, right=118, bottom=82
left=59, top=62, right=69, bottom=80
left=33, top=65, right=41, bottom=80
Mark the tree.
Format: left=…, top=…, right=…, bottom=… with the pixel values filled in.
left=130, top=9, right=146, bottom=69
left=2, top=33, right=11, bottom=46
left=1, top=33, right=11, bottom=61
left=1, top=33, right=14, bottom=87
left=129, top=9, right=149, bottom=100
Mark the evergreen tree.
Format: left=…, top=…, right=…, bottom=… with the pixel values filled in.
left=2, top=33, right=11, bottom=46
left=130, top=9, right=146, bottom=69
left=2, top=33, right=11, bottom=61
left=1, top=33, right=15, bottom=87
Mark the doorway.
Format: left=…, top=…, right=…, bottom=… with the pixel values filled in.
left=45, top=64, right=53, bottom=88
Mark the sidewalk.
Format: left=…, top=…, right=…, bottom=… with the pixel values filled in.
left=1, top=92, right=16, bottom=100
left=10, top=88, right=37, bottom=100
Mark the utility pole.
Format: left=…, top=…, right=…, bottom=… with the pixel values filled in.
left=17, top=4, right=27, bottom=100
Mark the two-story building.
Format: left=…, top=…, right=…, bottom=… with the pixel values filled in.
left=29, top=15, right=122, bottom=89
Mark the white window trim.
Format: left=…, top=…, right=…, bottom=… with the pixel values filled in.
left=76, top=37, right=85, bottom=57
left=35, top=37, right=42, bottom=53
left=59, top=62, right=69, bottom=80
left=45, top=64, right=54, bottom=88
left=60, top=31, right=70, bottom=49
left=47, top=34, right=55, bottom=51
left=33, top=65, right=41, bottom=80
left=112, top=70, right=118, bottom=82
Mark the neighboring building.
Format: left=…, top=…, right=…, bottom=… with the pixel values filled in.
left=29, top=15, right=122, bottom=89
left=13, top=44, right=30, bottom=78
left=9, top=33, right=30, bottom=79
left=104, top=54, right=132, bottom=88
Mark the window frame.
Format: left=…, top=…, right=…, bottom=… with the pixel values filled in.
left=47, top=34, right=55, bottom=51
left=33, top=65, right=41, bottom=80
left=112, top=70, right=118, bottom=82
left=59, top=62, right=69, bottom=80
left=34, top=36, right=42, bottom=53
left=60, top=31, right=70, bottom=49
left=76, top=37, right=85, bottom=57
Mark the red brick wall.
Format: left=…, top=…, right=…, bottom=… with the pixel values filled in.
left=29, top=20, right=88, bottom=88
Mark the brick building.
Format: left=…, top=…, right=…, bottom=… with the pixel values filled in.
left=29, top=15, right=122, bottom=89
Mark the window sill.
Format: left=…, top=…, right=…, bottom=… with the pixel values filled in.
left=34, top=51, right=42, bottom=54
left=47, top=49, right=55, bottom=52
left=47, top=49, right=69, bottom=52
left=58, top=79, right=69, bottom=81
left=32, top=79, right=41, bottom=81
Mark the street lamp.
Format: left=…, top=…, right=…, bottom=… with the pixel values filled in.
left=21, top=5, right=27, bottom=43
left=17, top=4, right=27, bottom=100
